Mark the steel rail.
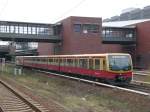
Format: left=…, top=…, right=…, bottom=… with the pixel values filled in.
left=35, top=69, right=150, bottom=97
left=133, top=72, right=149, bottom=76
left=132, top=80, right=150, bottom=85
left=0, top=79, right=49, bottom=112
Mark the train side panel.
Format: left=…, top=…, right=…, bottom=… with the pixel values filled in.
left=16, top=53, right=133, bottom=85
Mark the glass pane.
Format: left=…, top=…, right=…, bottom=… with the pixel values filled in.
left=108, top=55, right=131, bottom=71
left=79, top=59, right=88, bottom=68
left=95, top=59, right=100, bottom=70
left=48, top=59, right=53, bottom=64
left=83, top=24, right=99, bottom=33
left=89, top=59, right=93, bottom=69
left=59, top=59, right=63, bottom=66
left=74, top=59, right=78, bottom=67
left=67, top=59, right=74, bottom=66
left=74, top=24, right=81, bottom=32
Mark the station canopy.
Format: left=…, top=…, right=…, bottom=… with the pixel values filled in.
left=103, top=19, right=150, bottom=28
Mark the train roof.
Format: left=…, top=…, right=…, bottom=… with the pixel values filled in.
left=17, top=53, right=131, bottom=58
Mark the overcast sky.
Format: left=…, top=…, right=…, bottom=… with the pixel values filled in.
left=0, top=0, right=149, bottom=24
left=0, top=0, right=149, bottom=45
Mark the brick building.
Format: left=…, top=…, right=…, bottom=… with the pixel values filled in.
left=136, top=21, right=150, bottom=68
left=103, top=19, right=150, bottom=68
left=38, top=16, right=122, bottom=54
left=38, top=16, right=150, bottom=68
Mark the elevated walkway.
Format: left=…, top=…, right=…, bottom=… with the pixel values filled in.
left=0, top=21, right=61, bottom=42
left=102, top=27, right=136, bottom=44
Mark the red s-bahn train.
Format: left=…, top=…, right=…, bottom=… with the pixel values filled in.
left=16, top=53, right=133, bottom=85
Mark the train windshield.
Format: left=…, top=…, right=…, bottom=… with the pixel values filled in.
left=108, top=55, right=132, bottom=71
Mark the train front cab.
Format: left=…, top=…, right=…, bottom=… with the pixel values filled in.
left=105, top=54, right=133, bottom=85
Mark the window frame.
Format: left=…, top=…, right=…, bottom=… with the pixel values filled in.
left=79, top=58, right=88, bottom=69
left=82, top=24, right=100, bottom=33
left=74, top=24, right=82, bottom=32
left=94, top=58, right=100, bottom=70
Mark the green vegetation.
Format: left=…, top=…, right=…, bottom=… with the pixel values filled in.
left=1, top=64, right=150, bottom=112
left=133, top=74, right=150, bottom=82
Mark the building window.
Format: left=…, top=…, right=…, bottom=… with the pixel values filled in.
left=74, top=24, right=81, bottom=32
left=83, top=24, right=99, bottom=33
left=90, top=24, right=99, bottom=33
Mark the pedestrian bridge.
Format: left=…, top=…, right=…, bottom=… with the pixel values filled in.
left=0, top=21, right=61, bottom=42
left=102, top=27, right=136, bottom=44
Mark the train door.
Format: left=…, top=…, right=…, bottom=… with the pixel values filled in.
left=94, top=58, right=100, bottom=70
left=89, top=58, right=94, bottom=70
left=100, top=58, right=106, bottom=71
left=74, top=58, right=79, bottom=68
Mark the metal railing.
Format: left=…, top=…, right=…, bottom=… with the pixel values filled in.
left=0, top=21, right=62, bottom=42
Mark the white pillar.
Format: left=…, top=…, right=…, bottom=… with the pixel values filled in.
left=18, top=68, right=22, bottom=75
left=14, top=68, right=17, bottom=75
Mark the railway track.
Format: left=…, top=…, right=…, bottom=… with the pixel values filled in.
left=4, top=63, right=150, bottom=100
left=126, top=83, right=150, bottom=93
left=133, top=71, right=150, bottom=84
left=34, top=69, right=150, bottom=96
left=133, top=71, right=150, bottom=76
left=0, top=79, right=49, bottom=112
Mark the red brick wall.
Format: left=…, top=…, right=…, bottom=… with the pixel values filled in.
left=136, top=21, right=150, bottom=68
left=38, top=16, right=122, bottom=55
left=38, top=43, right=54, bottom=55
left=60, top=16, right=122, bottom=54
left=136, top=21, right=150, bottom=54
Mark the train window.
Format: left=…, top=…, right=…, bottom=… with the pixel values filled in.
left=37, top=58, right=40, bottom=63
left=41, top=59, right=43, bottom=62
left=63, top=59, right=67, bottom=66
left=36, top=59, right=38, bottom=62
left=36, top=58, right=39, bottom=63
left=79, top=59, right=88, bottom=68
left=48, top=58, right=53, bottom=64
left=89, top=59, right=93, bottom=69
left=34, top=58, right=37, bottom=63
left=41, top=58, right=46, bottom=64
left=74, top=59, right=79, bottom=67
left=50, top=58, right=54, bottom=65
left=67, top=59, right=74, bottom=66
left=66, top=59, right=69, bottom=66
left=37, top=58, right=41, bottom=63
left=32, top=58, right=35, bottom=63
left=59, top=59, right=63, bottom=66
left=67, top=59, right=71, bottom=66
left=54, top=58, right=59, bottom=65
left=103, top=59, right=106, bottom=70
left=52, top=58, right=54, bottom=64
left=53, top=58, right=55, bottom=65
left=95, top=59, right=100, bottom=70
left=57, top=59, right=59, bottom=65
left=28, top=58, right=30, bottom=62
